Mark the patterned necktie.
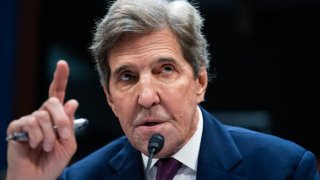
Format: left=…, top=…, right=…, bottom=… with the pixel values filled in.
left=156, top=157, right=182, bottom=180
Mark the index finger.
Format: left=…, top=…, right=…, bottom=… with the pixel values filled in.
left=48, top=60, right=69, bottom=102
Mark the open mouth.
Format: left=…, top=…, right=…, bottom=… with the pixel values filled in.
left=143, top=122, right=161, bottom=126
left=137, top=121, right=166, bottom=134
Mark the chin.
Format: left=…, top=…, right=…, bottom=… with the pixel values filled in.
left=129, top=135, right=148, bottom=154
left=154, top=146, right=177, bottom=158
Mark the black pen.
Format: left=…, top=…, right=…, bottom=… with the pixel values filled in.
left=6, top=118, right=89, bottom=142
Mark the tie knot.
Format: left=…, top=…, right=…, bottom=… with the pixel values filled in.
left=156, top=157, right=182, bottom=180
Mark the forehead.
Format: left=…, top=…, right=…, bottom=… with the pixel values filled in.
left=107, top=28, right=185, bottom=66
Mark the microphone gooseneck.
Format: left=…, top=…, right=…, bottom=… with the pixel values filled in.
left=145, top=133, right=164, bottom=176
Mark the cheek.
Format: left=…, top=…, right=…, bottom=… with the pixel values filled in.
left=163, top=80, right=198, bottom=124
left=163, top=80, right=198, bottom=107
left=111, top=96, right=135, bottom=130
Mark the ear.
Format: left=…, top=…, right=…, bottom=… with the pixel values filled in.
left=103, top=85, right=118, bottom=117
left=196, top=68, right=208, bottom=103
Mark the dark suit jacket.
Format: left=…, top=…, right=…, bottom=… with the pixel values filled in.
left=59, top=107, right=319, bottom=179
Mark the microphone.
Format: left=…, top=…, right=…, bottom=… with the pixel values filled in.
left=145, top=133, right=164, bottom=175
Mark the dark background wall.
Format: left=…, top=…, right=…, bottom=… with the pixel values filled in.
left=1, top=0, right=319, bottom=174
left=0, top=0, right=17, bottom=174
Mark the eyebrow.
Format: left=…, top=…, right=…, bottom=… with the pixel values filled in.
left=112, top=64, right=133, bottom=78
left=112, top=57, right=179, bottom=77
left=157, top=57, right=178, bottom=66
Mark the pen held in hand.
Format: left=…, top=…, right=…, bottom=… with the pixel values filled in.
left=6, top=118, right=89, bottom=142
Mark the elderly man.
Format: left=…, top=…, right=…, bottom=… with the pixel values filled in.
left=6, top=0, right=319, bottom=179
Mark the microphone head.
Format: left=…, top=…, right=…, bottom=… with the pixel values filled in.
left=148, top=133, right=165, bottom=155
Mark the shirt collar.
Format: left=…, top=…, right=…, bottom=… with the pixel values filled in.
left=142, top=106, right=203, bottom=171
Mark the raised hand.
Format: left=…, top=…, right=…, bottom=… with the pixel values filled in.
left=6, top=60, right=79, bottom=180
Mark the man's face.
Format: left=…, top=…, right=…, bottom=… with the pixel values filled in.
left=105, top=28, right=207, bottom=157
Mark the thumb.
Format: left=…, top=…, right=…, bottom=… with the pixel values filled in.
left=64, top=99, right=79, bottom=132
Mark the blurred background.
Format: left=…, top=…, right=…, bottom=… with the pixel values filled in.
left=1, top=0, right=319, bottom=176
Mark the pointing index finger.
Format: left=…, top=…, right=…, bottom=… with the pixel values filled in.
left=49, top=60, right=69, bottom=103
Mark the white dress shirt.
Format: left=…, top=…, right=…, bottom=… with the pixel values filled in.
left=142, top=106, right=203, bottom=180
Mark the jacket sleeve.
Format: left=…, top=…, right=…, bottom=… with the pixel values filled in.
left=292, top=151, right=319, bottom=180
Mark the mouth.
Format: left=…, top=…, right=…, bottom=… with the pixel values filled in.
left=136, top=120, right=166, bottom=134
left=142, top=122, right=162, bottom=126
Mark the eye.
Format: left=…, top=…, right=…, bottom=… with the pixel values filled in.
left=161, top=65, right=175, bottom=74
left=119, top=71, right=136, bottom=83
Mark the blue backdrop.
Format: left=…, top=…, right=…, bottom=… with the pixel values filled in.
left=0, top=0, right=17, bottom=171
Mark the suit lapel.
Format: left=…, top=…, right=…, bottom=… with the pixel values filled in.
left=108, top=141, right=145, bottom=180
left=197, top=107, right=246, bottom=179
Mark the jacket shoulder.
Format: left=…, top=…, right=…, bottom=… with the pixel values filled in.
left=227, top=125, right=306, bottom=154
left=226, top=125, right=318, bottom=178
left=200, top=107, right=319, bottom=179
left=59, top=136, right=131, bottom=179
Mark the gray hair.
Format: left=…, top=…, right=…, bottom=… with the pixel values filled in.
left=90, top=0, right=211, bottom=91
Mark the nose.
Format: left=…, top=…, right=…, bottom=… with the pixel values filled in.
left=138, top=75, right=160, bottom=109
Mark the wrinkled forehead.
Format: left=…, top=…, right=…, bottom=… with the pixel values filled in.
left=107, top=28, right=183, bottom=62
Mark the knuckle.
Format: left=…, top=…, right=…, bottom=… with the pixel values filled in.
left=8, top=119, right=19, bottom=128
left=47, top=97, right=60, bottom=105
left=7, top=119, right=20, bottom=134
left=38, top=110, right=51, bottom=120
left=7, top=115, right=30, bottom=133
left=54, top=115, right=69, bottom=126
left=32, top=110, right=48, bottom=118
left=42, top=97, right=60, bottom=109
left=25, top=116, right=38, bottom=129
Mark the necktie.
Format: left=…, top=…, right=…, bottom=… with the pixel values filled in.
left=156, top=157, right=182, bottom=180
